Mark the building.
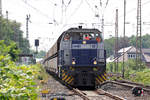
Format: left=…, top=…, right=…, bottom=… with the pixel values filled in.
left=107, top=46, right=150, bottom=68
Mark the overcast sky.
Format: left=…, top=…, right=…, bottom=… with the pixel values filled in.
left=2, top=0, right=150, bottom=51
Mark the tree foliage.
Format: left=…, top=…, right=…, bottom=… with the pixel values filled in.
left=104, top=34, right=150, bottom=57
left=0, top=17, right=30, bottom=54
left=0, top=40, right=20, bottom=61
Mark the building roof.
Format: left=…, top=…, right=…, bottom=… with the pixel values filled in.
left=143, top=54, right=150, bottom=62
left=118, top=46, right=133, bottom=53
left=108, top=46, right=150, bottom=63
left=106, top=55, right=114, bottom=63
left=142, top=49, right=150, bottom=54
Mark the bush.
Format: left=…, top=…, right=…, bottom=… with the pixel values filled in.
left=0, top=58, right=39, bottom=99
left=0, top=40, right=20, bottom=61
left=107, top=59, right=149, bottom=85
left=130, top=69, right=150, bottom=86
left=0, top=40, right=39, bottom=99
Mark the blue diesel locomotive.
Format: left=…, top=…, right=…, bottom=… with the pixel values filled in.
left=43, top=26, right=106, bottom=88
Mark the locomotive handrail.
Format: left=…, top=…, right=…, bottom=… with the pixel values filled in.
left=43, top=52, right=58, bottom=64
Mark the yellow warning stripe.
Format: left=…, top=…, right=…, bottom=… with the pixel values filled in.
left=62, top=75, right=68, bottom=81
left=62, top=70, right=64, bottom=73
left=96, top=78, right=101, bottom=84
left=104, top=72, right=107, bottom=76
left=103, top=73, right=107, bottom=80
left=102, top=75, right=106, bottom=81
left=65, top=76, right=71, bottom=82
left=98, top=75, right=104, bottom=82
left=62, top=73, right=66, bottom=77
left=68, top=78, right=73, bottom=84
left=53, top=98, right=57, bottom=100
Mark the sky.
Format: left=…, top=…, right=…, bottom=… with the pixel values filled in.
left=2, top=0, right=150, bottom=51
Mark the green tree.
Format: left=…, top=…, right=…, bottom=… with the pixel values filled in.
left=104, top=37, right=115, bottom=57
left=104, top=34, right=150, bottom=58
left=0, top=17, right=30, bottom=54
left=141, top=34, right=150, bottom=48
left=35, top=50, right=46, bottom=58
left=0, top=40, right=20, bottom=61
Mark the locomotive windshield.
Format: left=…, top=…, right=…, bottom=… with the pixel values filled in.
left=63, top=32, right=102, bottom=41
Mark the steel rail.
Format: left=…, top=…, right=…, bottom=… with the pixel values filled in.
left=96, top=89, right=125, bottom=100
left=111, top=81, right=150, bottom=92
left=115, top=79, right=150, bottom=88
left=72, top=88, right=90, bottom=100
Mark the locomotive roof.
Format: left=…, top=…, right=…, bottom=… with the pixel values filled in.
left=64, top=28, right=101, bottom=34
left=56, top=27, right=102, bottom=47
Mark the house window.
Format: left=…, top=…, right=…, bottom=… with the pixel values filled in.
left=128, top=54, right=130, bottom=58
left=133, top=54, right=135, bottom=58
left=128, top=54, right=136, bottom=59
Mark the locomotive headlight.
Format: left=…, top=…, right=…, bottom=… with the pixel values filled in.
left=83, top=41, right=86, bottom=44
left=93, top=61, right=97, bottom=65
left=72, top=58, right=76, bottom=65
left=72, top=61, right=76, bottom=65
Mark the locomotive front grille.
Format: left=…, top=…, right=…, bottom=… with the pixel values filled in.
left=74, top=70, right=95, bottom=87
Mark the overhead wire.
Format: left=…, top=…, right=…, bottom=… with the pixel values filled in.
left=60, top=0, right=72, bottom=24
left=119, top=0, right=150, bottom=18
left=21, top=0, right=53, bottom=20
left=63, top=0, right=72, bottom=7
left=66, top=0, right=83, bottom=23
left=47, top=0, right=56, bottom=5
left=85, top=0, right=95, bottom=14
left=100, top=0, right=102, bottom=7
left=105, top=0, right=109, bottom=8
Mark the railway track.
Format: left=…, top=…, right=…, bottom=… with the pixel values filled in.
left=72, top=88, right=125, bottom=100
left=115, top=79, right=150, bottom=89
left=52, top=71, right=126, bottom=100
left=41, top=71, right=150, bottom=100
left=110, top=80, right=150, bottom=92
left=41, top=71, right=127, bottom=100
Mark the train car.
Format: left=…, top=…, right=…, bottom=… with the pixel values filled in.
left=43, top=26, right=107, bottom=88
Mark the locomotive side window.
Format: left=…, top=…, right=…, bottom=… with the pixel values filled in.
left=64, top=34, right=70, bottom=41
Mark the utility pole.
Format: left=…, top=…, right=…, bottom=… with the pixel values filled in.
left=26, top=14, right=30, bottom=39
left=122, top=0, right=126, bottom=78
left=101, top=15, right=104, bottom=39
left=25, top=14, right=31, bottom=54
left=0, top=0, right=2, bottom=40
left=6, top=11, right=8, bottom=20
left=115, top=9, right=119, bottom=72
left=0, top=0, right=2, bottom=16
left=13, top=21, right=17, bottom=42
left=136, top=0, right=142, bottom=69
left=6, top=11, right=9, bottom=40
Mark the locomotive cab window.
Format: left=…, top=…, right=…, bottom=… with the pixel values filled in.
left=72, top=32, right=95, bottom=40
left=63, top=32, right=102, bottom=41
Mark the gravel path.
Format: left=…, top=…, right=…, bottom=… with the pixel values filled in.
left=39, top=75, right=82, bottom=100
